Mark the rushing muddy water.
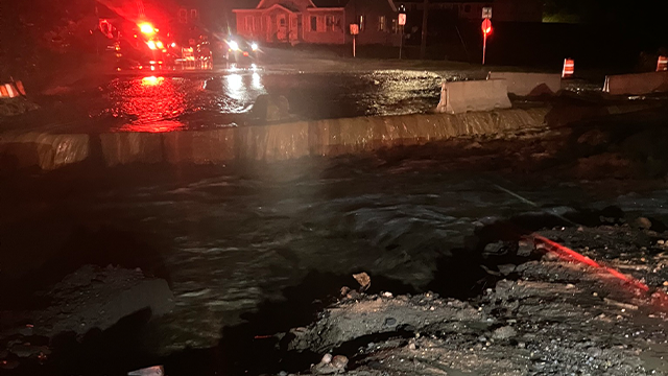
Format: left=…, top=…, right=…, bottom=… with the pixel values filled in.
left=2, top=154, right=667, bottom=354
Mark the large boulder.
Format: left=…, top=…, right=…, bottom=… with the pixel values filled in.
left=249, top=94, right=291, bottom=123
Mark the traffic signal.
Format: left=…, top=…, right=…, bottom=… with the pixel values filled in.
left=481, top=18, right=492, bottom=35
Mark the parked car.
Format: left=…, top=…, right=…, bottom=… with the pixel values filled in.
left=224, top=36, right=261, bottom=66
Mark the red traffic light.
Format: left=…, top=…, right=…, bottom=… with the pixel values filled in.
left=481, top=19, right=492, bottom=35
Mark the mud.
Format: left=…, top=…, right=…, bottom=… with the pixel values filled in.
left=278, top=224, right=668, bottom=376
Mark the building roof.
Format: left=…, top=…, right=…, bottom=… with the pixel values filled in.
left=396, top=0, right=490, bottom=3
left=312, top=0, right=349, bottom=7
left=314, top=0, right=397, bottom=11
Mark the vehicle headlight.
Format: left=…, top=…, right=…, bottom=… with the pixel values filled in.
left=228, top=41, right=239, bottom=51
left=251, top=42, right=258, bottom=51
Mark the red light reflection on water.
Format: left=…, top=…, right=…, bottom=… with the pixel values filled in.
left=141, top=76, right=164, bottom=86
left=111, top=76, right=187, bottom=132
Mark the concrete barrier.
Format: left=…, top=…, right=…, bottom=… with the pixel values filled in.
left=603, top=71, right=668, bottom=95
left=488, top=72, right=562, bottom=96
left=237, top=121, right=310, bottom=161
left=2, top=108, right=551, bottom=170
left=163, top=128, right=235, bottom=164
left=0, top=132, right=89, bottom=170
left=436, top=80, right=512, bottom=114
left=100, top=132, right=164, bottom=167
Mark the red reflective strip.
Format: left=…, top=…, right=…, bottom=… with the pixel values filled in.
left=533, top=235, right=651, bottom=293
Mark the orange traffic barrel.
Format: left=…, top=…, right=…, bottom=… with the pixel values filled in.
left=562, top=58, right=575, bottom=78
left=657, top=56, right=668, bottom=71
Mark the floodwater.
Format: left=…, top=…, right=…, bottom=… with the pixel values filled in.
left=3, top=156, right=667, bottom=354
left=2, top=69, right=477, bottom=133
left=2, top=69, right=666, bottom=364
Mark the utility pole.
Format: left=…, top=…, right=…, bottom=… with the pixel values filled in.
left=419, top=0, right=428, bottom=59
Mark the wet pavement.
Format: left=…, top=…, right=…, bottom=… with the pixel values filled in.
left=1, top=69, right=485, bottom=133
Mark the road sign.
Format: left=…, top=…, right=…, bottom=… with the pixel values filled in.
left=482, top=7, right=492, bottom=19
left=350, top=24, right=359, bottom=35
left=398, top=13, right=406, bottom=26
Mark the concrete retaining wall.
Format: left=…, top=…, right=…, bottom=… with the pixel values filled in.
left=488, top=72, right=562, bottom=96
left=436, top=80, right=512, bottom=114
left=91, top=108, right=548, bottom=167
left=603, top=71, right=668, bottom=95
left=0, top=108, right=549, bottom=170
left=0, top=131, right=89, bottom=170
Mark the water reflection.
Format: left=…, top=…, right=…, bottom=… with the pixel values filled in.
left=225, top=74, right=244, bottom=98
left=251, top=73, right=262, bottom=90
left=107, top=76, right=206, bottom=132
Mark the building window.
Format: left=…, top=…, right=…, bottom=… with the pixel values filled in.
left=325, top=15, right=340, bottom=31
left=378, top=15, right=386, bottom=32
left=391, top=18, right=398, bottom=33
left=279, top=17, right=286, bottom=27
left=190, top=9, right=199, bottom=21
left=311, top=16, right=317, bottom=31
left=464, top=4, right=471, bottom=13
left=359, top=15, right=365, bottom=32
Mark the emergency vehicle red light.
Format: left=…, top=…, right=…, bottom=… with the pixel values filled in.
left=139, top=23, right=156, bottom=35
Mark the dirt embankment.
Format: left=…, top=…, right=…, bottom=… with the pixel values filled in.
left=0, top=265, right=173, bottom=372
left=276, top=222, right=668, bottom=376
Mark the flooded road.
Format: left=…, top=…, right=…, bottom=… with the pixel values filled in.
left=2, top=67, right=667, bottom=373
left=2, top=69, right=478, bottom=133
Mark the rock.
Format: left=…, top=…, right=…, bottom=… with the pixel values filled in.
left=311, top=354, right=348, bottom=375
left=352, top=272, right=371, bottom=292
left=346, top=290, right=362, bottom=300
left=0, top=97, right=40, bottom=117
left=465, top=141, right=483, bottom=150
left=128, top=365, right=164, bottom=376
left=577, top=129, right=610, bottom=146
left=249, top=94, right=291, bottom=123
left=18, top=325, right=34, bottom=336
left=517, top=239, right=535, bottom=257
left=9, top=343, right=50, bottom=358
left=331, top=355, right=348, bottom=372
left=28, top=265, right=174, bottom=337
left=287, top=293, right=488, bottom=353
left=491, top=326, right=517, bottom=340
left=633, top=217, right=653, bottom=230
left=498, top=264, right=517, bottom=276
